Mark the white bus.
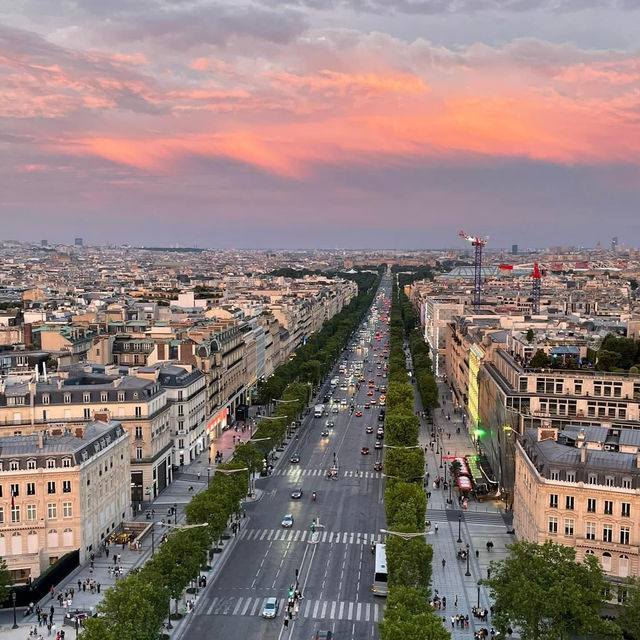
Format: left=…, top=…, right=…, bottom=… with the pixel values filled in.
left=372, top=543, right=388, bottom=596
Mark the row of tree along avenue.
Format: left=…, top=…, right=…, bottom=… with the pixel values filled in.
left=79, top=270, right=382, bottom=639
left=379, top=276, right=450, bottom=640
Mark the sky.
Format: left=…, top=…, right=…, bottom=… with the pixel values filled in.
left=1, top=0, right=640, bottom=249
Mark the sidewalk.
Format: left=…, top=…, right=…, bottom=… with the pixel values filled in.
left=0, top=422, right=261, bottom=639
left=409, top=367, right=516, bottom=638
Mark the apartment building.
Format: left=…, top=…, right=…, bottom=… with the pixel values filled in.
left=138, top=363, right=207, bottom=467
left=421, top=297, right=465, bottom=377
left=0, top=374, right=171, bottom=504
left=0, top=419, right=130, bottom=583
left=514, top=426, right=640, bottom=596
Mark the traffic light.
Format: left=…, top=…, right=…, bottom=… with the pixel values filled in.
left=288, top=587, right=294, bottom=598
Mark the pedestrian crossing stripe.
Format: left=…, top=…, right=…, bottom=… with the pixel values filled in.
left=238, top=528, right=383, bottom=545
left=270, top=468, right=382, bottom=479
left=204, top=595, right=383, bottom=622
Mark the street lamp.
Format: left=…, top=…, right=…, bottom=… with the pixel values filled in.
left=465, top=543, right=471, bottom=577
left=477, top=580, right=481, bottom=608
left=380, top=529, right=425, bottom=540
left=11, top=591, right=17, bottom=629
left=457, top=514, right=462, bottom=543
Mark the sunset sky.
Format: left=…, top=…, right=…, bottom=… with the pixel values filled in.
left=1, top=0, right=639, bottom=249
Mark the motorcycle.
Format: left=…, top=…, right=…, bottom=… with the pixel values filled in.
left=312, top=492, right=317, bottom=501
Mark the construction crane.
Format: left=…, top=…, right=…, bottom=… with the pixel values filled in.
left=459, top=230, right=488, bottom=309
left=498, top=262, right=547, bottom=314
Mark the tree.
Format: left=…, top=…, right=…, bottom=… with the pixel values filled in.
left=596, top=349, right=622, bottom=372
left=385, top=410, right=419, bottom=447
left=81, top=573, right=168, bottom=640
left=530, top=349, right=550, bottom=368
left=386, top=535, right=433, bottom=596
left=0, top=558, right=10, bottom=603
left=386, top=482, right=426, bottom=530
left=526, top=328, right=534, bottom=343
left=385, top=448, right=424, bottom=484
left=485, top=540, right=622, bottom=640
left=618, top=576, right=640, bottom=640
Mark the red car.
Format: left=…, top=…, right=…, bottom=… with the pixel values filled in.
left=355, top=411, right=362, bottom=417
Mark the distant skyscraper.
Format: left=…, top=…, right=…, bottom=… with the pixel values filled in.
left=511, top=244, right=518, bottom=255
left=41, top=240, right=48, bottom=247
left=611, top=236, right=619, bottom=252
left=74, top=237, right=83, bottom=247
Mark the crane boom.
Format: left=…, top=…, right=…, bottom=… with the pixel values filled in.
left=458, top=229, right=488, bottom=308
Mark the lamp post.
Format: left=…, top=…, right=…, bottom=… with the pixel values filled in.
left=11, top=591, right=17, bottom=629
left=477, top=580, right=481, bottom=608
left=207, top=467, right=211, bottom=487
left=439, top=435, right=443, bottom=468
left=457, top=514, right=462, bottom=543
left=465, top=543, right=471, bottom=577
left=151, top=525, right=155, bottom=555
left=173, top=503, right=178, bottom=526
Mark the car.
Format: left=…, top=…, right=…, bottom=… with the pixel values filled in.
left=377, top=372, right=382, bottom=377
left=281, top=514, right=294, bottom=528
left=366, top=426, right=374, bottom=433
left=341, top=398, right=347, bottom=405
left=371, top=398, right=377, bottom=405
left=355, top=411, right=362, bottom=417
left=361, top=447, right=370, bottom=455
left=367, top=390, right=373, bottom=396
left=373, top=462, right=383, bottom=471
left=332, top=406, right=339, bottom=413
left=290, top=453, right=300, bottom=463
left=374, top=440, right=383, bottom=449
left=314, top=631, right=333, bottom=640
left=364, top=403, right=370, bottom=409
left=291, top=488, right=303, bottom=499
left=325, top=420, right=335, bottom=428
left=376, top=432, right=384, bottom=440
left=321, top=429, right=330, bottom=437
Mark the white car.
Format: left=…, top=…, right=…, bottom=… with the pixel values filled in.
left=262, top=597, right=279, bottom=618
left=341, top=398, right=347, bottom=405
left=282, top=514, right=294, bottom=528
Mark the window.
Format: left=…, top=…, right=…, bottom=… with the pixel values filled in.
left=27, top=505, right=36, bottom=521
left=84, top=408, right=91, bottom=419
left=26, top=482, right=35, bottom=496
left=42, top=394, right=50, bottom=404
left=47, top=482, right=56, bottom=494
left=620, top=527, right=630, bottom=545
left=11, top=506, right=20, bottom=523
left=0, top=507, right=3, bottom=524
left=622, top=477, right=632, bottom=489
left=136, top=447, right=143, bottom=460
left=135, top=426, right=143, bottom=440
left=9, top=460, right=19, bottom=471
left=602, top=552, right=612, bottom=572
left=62, top=481, right=71, bottom=493
left=135, top=406, right=142, bottom=418
left=604, top=500, right=613, bottom=515
left=586, top=522, right=596, bottom=540
left=548, top=517, right=558, bottom=534
left=46, top=459, right=56, bottom=469
left=564, top=519, right=574, bottom=536
left=621, top=502, right=630, bottom=518
left=603, top=525, right=613, bottom=543
left=605, top=476, right=615, bottom=487
left=588, top=474, right=598, bottom=485
left=574, top=380, right=583, bottom=394
left=566, top=472, right=576, bottom=483
left=83, top=392, right=90, bottom=403
left=549, top=494, right=558, bottom=508
left=62, top=457, right=71, bottom=468
left=10, top=483, right=19, bottom=498
left=27, top=458, right=36, bottom=470
left=101, top=392, right=108, bottom=402
left=63, top=503, right=72, bottom=518
left=178, top=404, right=184, bottom=416
left=587, top=498, right=596, bottom=513
left=47, top=504, right=57, bottom=519
left=619, top=555, right=629, bottom=579
left=118, top=392, right=125, bottom=402
left=64, top=393, right=71, bottom=404
left=550, top=470, right=560, bottom=481
left=565, top=496, right=574, bottom=510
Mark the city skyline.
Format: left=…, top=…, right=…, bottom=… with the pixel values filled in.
left=2, top=1, right=639, bottom=248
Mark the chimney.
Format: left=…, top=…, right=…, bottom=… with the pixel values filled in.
left=93, top=410, right=110, bottom=424
left=74, top=426, right=85, bottom=439
left=38, top=431, right=44, bottom=450
left=581, top=446, right=587, bottom=464
left=576, top=429, right=586, bottom=447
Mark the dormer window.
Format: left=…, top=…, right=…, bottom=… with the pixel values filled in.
left=62, top=457, right=72, bottom=468
left=46, top=458, right=56, bottom=469
left=133, top=392, right=139, bottom=400
left=83, top=393, right=90, bottom=403
left=118, top=392, right=125, bottom=402
left=42, top=394, right=50, bottom=404
left=101, top=392, right=108, bottom=403
left=9, top=460, right=19, bottom=471
left=27, top=459, right=36, bottom=470
left=63, top=393, right=71, bottom=404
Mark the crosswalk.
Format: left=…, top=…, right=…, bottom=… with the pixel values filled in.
left=238, top=528, right=383, bottom=545
left=270, top=468, right=382, bottom=479
left=204, top=595, right=384, bottom=622
left=428, top=508, right=509, bottom=527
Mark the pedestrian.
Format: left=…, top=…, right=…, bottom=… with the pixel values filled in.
left=47, top=623, right=52, bottom=637
left=450, top=616, right=455, bottom=629
left=476, top=549, right=479, bottom=558
left=77, top=579, right=81, bottom=591
left=442, top=596, right=446, bottom=609
left=82, top=581, right=86, bottom=592
left=442, top=558, right=446, bottom=569
left=50, top=585, right=54, bottom=599
left=283, top=618, right=289, bottom=630
left=97, top=583, right=101, bottom=593
left=434, top=523, right=438, bottom=534
left=51, top=623, right=56, bottom=636
left=454, top=595, right=458, bottom=607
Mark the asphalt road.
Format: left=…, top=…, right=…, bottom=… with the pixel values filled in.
left=182, top=276, right=392, bottom=640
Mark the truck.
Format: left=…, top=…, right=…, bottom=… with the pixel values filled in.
left=314, top=404, right=324, bottom=418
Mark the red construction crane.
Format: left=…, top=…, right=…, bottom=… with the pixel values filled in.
left=459, top=230, right=489, bottom=308
left=498, top=262, right=547, bottom=314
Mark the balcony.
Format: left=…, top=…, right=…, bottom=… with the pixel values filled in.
left=574, top=537, right=639, bottom=555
